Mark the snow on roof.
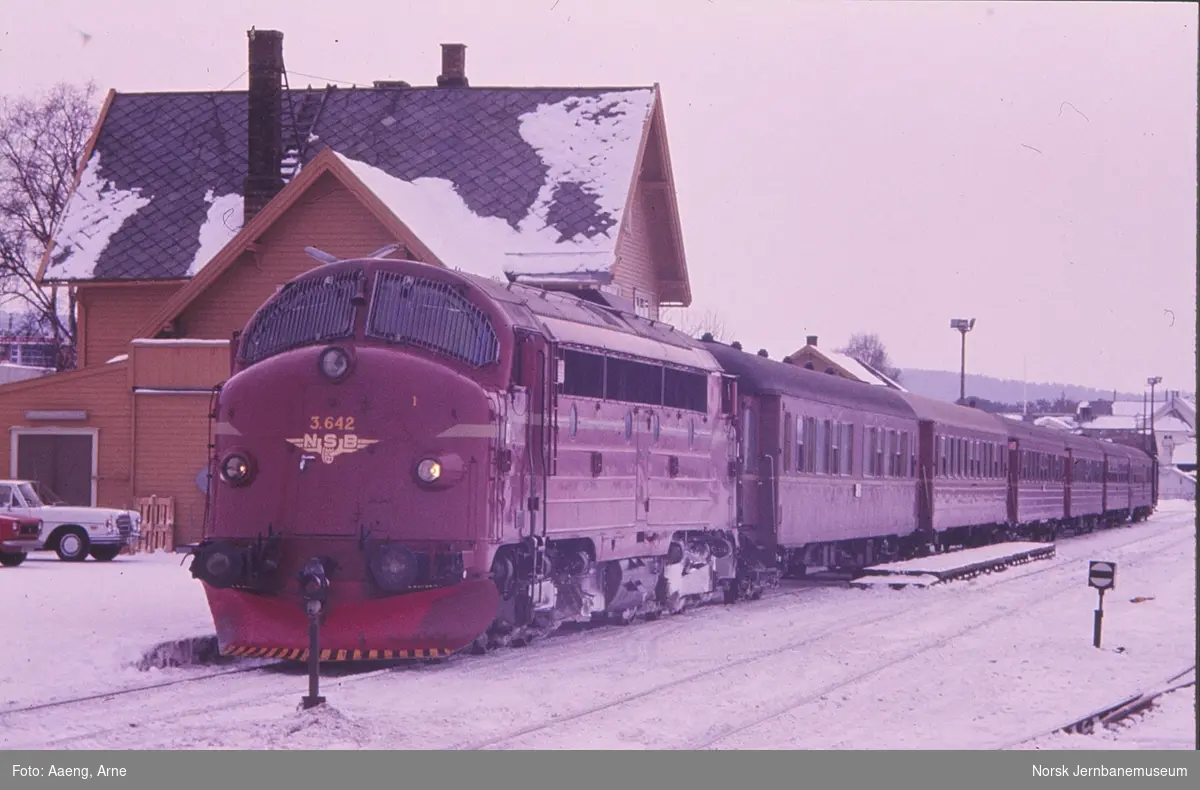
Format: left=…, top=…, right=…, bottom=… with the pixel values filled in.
left=106, top=353, right=129, bottom=364
left=186, top=190, right=244, bottom=276
left=1033, top=416, right=1076, bottom=431
left=1084, top=415, right=1140, bottom=431
left=823, top=351, right=891, bottom=387
left=47, top=152, right=152, bottom=279
left=1110, top=401, right=1148, bottom=418
left=336, top=89, right=653, bottom=280
left=999, top=413, right=1025, bottom=422
left=1153, top=416, right=1192, bottom=434
left=517, top=91, right=652, bottom=243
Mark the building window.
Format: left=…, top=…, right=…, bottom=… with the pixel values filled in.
left=632, top=290, right=652, bottom=319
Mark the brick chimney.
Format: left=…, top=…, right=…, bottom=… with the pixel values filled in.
left=806, top=335, right=818, bottom=347
left=244, top=29, right=285, bottom=223
left=437, top=44, right=469, bottom=87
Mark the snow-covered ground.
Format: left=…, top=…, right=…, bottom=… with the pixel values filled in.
left=1, top=503, right=1194, bottom=750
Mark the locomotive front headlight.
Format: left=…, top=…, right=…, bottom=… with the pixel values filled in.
left=416, top=458, right=442, bottom=483
left=220, top=453, right=253, bottom=485
left=318, top=346, right=352, bottom=382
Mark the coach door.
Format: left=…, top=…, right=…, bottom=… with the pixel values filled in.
left=917, top=422, right=935, bottom=534
left=1064, top=447, right=1074, bottom=519
left=1005, top=438, right=1020, bottom=526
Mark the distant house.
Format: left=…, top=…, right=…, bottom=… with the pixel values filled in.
left=0, top=31, right=695, bottom=543
left=784, top=336, right=907, bottom=391
left=1077, top=392, right=1196, bottom=485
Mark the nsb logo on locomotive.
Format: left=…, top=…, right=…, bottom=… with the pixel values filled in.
left=286, top=416, right=378, bottom=465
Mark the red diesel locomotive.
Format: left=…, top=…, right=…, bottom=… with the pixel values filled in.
left=190, top=254, right=749, bottom=659
left=188, top=253, right=1157, bottom=661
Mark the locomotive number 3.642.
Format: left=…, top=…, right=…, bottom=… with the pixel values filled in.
left=310, top=416, right=356, bottom=431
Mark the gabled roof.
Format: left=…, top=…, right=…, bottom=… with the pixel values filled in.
left=39, top=84, right=683, bottom=292
left=786, top=344, right=907, bottom=391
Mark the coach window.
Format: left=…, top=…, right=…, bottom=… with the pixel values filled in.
left=830, top=421, right=841, bottom=475
left=569, top=404, right=579, bottom=437
left=842, top=423, right=854, bottom=475
left=783, top=413, right=794, bottom=473
left=796, top=417, right=807, bottom=473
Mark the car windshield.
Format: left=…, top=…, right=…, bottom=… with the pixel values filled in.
left=20, top=483, right=59, bottom=507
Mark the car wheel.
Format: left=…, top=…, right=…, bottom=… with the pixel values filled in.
left=55, top=528, right=90, bottom=562
left=89, top=546, right=121, bottom=562
left=0, top=551, right=26, bottom=567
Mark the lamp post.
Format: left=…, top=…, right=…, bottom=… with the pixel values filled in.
left=950, top=318, right=976, bottom=404
left=1147, top=376, right=1162, bottom=451
left=1147, top=375, right=1162, bottom=505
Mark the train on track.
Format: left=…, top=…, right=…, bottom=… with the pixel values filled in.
left=186, top=253, right=1157, bottom=660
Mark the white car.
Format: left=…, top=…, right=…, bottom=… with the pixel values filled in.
left=0, top=479, right=141, bottom=562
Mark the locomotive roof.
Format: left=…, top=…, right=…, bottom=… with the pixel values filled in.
left=467, top=275, right=724, bottom=372
left=698, top=340, right=916, bottom=417
left=889, top=391, right=1010, bottom=436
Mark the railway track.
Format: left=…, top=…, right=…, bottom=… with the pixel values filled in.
left=0, top=578, right=837, bottom=749
left=996, top=665, right=1197, bottom=749
left=457, top=523, right=1194, bottom=750
left=4, top=517, right=1187, bottom=750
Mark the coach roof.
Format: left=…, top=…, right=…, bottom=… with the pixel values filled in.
left=699, top=340, right=916, bottom=418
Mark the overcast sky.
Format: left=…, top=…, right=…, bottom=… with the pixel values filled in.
left=2, top=0, right=1195, bottom=395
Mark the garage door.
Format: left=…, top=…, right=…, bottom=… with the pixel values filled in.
left=15, top=433, right=94, bottom=506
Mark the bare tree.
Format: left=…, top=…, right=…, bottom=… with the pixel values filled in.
left=838, top=332, right=902, bottom=383
left=0, top=81, right=98, bottom=370
left=661, top=306, right=731, bottom=342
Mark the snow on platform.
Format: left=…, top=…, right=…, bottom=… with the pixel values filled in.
left=850, top=541, right=1055, bottom=588
left=0, top=551, right=218, bottom=711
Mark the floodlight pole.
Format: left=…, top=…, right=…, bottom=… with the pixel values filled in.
left=950, top=319, right=976, bottom=404
left=1147, top=376, right=1162, bottom=503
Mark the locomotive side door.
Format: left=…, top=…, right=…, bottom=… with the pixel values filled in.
left=634, top=405, right=652, bottom=529
left=514, top=330, right=554, bottom=536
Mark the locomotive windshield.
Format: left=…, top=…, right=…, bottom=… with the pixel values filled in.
left=366, top=271, right=499, bottom=367
left=238, top=269, right=365, bottom=365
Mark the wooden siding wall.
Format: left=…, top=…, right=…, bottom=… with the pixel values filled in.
left=179, top=173, right=399, bottom=341
left=132, top=392, right=213, bottom=545
left=131, top=342, right=230, bottom=389
left=614, top=178, right=661, bottom=320
left=0, top=365, right=133, bottom=508
left=77, top=283, right=183, bottom=368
